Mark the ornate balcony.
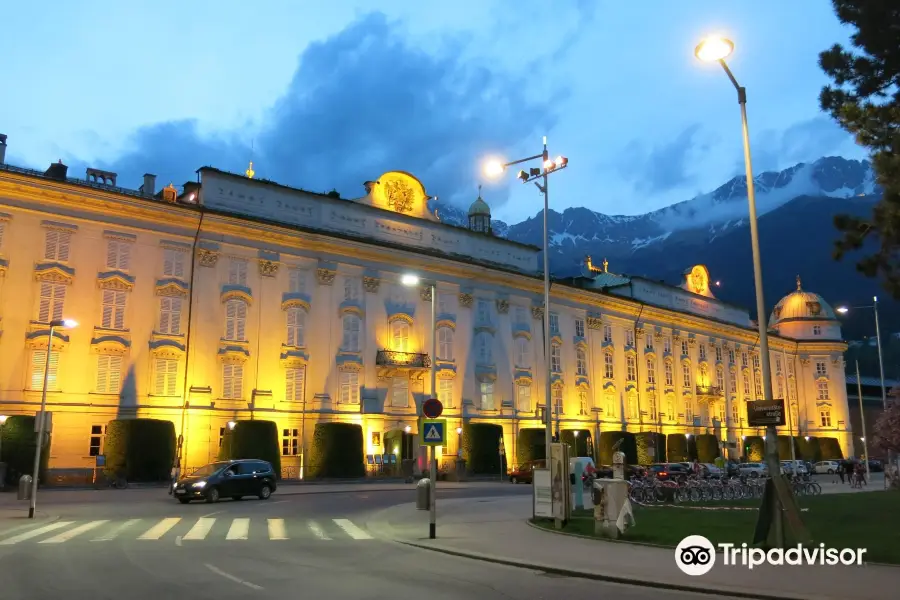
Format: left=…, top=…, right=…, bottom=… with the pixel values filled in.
left=376, top=349, right=431, bottom=380
left=695, top=385, right=723, bottom=400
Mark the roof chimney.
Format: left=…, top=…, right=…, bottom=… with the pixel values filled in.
left=141, top=173, right=156, bottom=196
left=0, top=134, right=7, bottom=165
left=86, top=167, right=117, bottom=187
left=45, top=160, right=69, bottom=181
left=180, top=181, right=201, bottom=203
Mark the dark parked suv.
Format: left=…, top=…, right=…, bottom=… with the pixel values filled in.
left=173, top=459, right=277, bottom=504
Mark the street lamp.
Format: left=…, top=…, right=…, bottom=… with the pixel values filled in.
left=402, top=272, right=437, bottom=538
left=30, top=318, right=77, bottom=519
left=483, top=138, right=569, bottom=468
left=696, top=36, right=787, bottom=543
left=0, top=415, right=8, bottom=485
left=227, top=421, right=237, bottom=431
left=836, top=298, right=887, bottom=411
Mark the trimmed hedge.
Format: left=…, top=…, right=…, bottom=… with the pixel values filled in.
left=819, top=437, right=844, bottom=460
left=744, top=435, right=765, bottom=462
left=308, top=422, right=363, bottom=478
left=777, top=435, right=800, bottom=460
left=695, top=434, right=720, bottom=463
left=636, top=432, right=666, bottom=464
left=598, top=431, right=636, bottom=465
left=0, top=415, right=51, bottom=485
left=666, top=434, right=689, bottom=462
left=560, top=429, right=592, bottom=458
left=797, top=436, right=822, bottom=463
left=104, top=419, right=175, bottom=482
left=516, top=428, right=545, bottom=465
left=223, top=420, right=282, bottom=476
left=462, top=423, right=506, bottom=474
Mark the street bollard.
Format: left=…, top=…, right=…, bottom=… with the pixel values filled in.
left=18, top=474, right=33, bottom=500
left=416, top=477, right=431, bottom=510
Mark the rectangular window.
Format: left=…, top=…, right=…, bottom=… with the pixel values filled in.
left=224, top=299, right=247, bottom=341
left=30, top=349, right=59, bottom=391
left=515, top=337, right=530, bottom=368
left=101, top=289, right=127, bottom=330
left=664, top=362, right=674, bottom=386
left=339, top=371, right=360, bottom=404
left=663, top=337, right=671, bottom=354
left=105, top=239, right=131, bottom=271
left=603, top=352, right=614, bottom=379
left=645, top=334, right=654, bottom=351
left=37, top=281, right=66, bottom=323
left=549, top=313, right=559, bottom=334
left=96, top=354, right=123, bottom=394
left=742, top=353, right=749, bottom=368
left=777, top=377, right=785, bottom=399
left=699, top=345, right=707, bottom=361
left=219, top=427, right=226, bottom=449
left=285, top=366, right=306, bottom=402
left=716, top=368, right=725, bottom=390
left=742, top=373, right=751, bottom=397
left=550, top=344, right=561, bottom=372
left=715, top=346, right=722, bottom=362
left=576, top=350, right=587, bottom=376
left=730, top=372, right=737, bottom=393
left=729, top=349, right=735, bottom=364
left=579, top=390, right=589, bottom=415
left=438, top=327, right=453, bottom=361
left=514, top=305, right=527, bottom=325
left=684, top=399, right=693, bottom=422
left=342, top=315, right=360, bottom=351
left=481, top=382, right=495, bottom=410
left=817, top=381, right=829, bottom=401
left=44, top=229, right=71, bottom=261
left=287, top=307, right=306, bottom=347
left=682, top=363, right=691, bottom=387
left=787, top=360, right=795, bottom=377
left=552, top=387, right=563, bottom=415
left=516, top=383, right=531, bottom=412
left=154, top=358, right=178, bottom=396
left=288, top=269, right=306, bottom=293
left=391, top=377, right=409, bottom=408
left=648, top=394, right=657, bottom=421
left=476, top=332, right=493, bottom=365
left=819, top=409, right=832, bottom=427
left=731, top=400, right=740, bottom=425
left=754, top=372, right=762, bottom=398
left=343, top=277, right=361, bottom=302
left=575, top=318, right=585, bottom=338
left=391, top=320, right=409, bottom=352
left=158, top=297, right=182, bottom=334
left=603, top=324, right=613, bottom=343
left=163, top=247, right=185, bottom=278
left=439, top=379, right=454, bottom=408
left=282, top=428, right=299, bottom=456
left=476, top=299, right=491, bottom=325
left=812, top=325, right=822, bottom=336
left=606, top=394, right=617, bottom=418
left=752, top=354, right=760, bottom=370
left=681, top=340, right=689, bottom=356
left=625, top=330, right=635, bottom=347
left=222, top=363, right=243, bottom=400
left=626, top=355, right=636, bottom=381
left=646, top=358, right=655, bottom=384
left=775, top=356, right=782, bottom=375
left=666, top=397, right=675, bottom=421
left=815, top=361, right=827, bottom=377
left=89, top=425, right=104, bottom=457
left=228, top=258, right=248, bottom=286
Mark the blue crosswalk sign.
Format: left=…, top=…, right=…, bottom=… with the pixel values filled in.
left=422, top=419, right=446, bottom=446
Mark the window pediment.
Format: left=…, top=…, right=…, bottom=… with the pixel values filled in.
left=91, top=328, right=131, bottom=355
left=282, top=292, right=311, bottom=312
left=221, top=285, right=252, bottom=305
left=156, top=278, right=188, bottom=298
left=280, top=346, right=310, bottom=368
left=33, top=261, right=75, bottom=284
left=97, top=270, right=135, bottom=291
left=388, top=313, right=414, bottom=325
left=218, top=341, right=250, bottom=362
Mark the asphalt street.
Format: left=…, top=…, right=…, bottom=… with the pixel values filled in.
left=0, top=483, right=741, bottom=600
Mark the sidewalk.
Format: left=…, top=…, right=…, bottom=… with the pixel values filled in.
left=0, top=507, right=57, bottom=537
left=367, top=495, right=900, bottom=600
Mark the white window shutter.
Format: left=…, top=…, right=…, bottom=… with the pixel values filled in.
left=163, top=249, right=174, bottom=277
left=154, top=358, right=166, bottom=394
left=170, top=298, right=182, bottom=334
left=96, top=355, right=110, bottom=393
left=106, top=240, right=118, bottom=269
left=159, top=298, right=171, bottom=333
left=234, top=364, right=243, bottom=398
left=236, top=302, right=246, bottom=341
left=101, top=289, right=114, bottom=328
left=165, top=359, right=178, bottom=396
left=38, top=282, right=52, bottom=322
left=109, top=355, right=122, bottom=393
left=114, top=290, right=126, bottom=329
left=119, top=242, right=131, bottom=270
left=52, top=283, right=66, bottom=321
left=44, top=230, right=57, bottom=260
left=58, top=231, right=70, bottom=262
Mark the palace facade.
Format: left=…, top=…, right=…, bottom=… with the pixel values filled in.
left=0, top=141, right=853, bottom=478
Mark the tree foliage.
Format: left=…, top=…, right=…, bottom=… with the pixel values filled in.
left=873, top=400, right=900, bottom=452
left=820, top=0, right=900, bottom=296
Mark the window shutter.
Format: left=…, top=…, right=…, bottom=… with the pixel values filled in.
left=233, top=364, right=243, bottom=398
left=106, top=241, right=118, bottom=269
left=166, top=359, right=178, bottom=396
left=38, top=282, right=52, bottom=322
left=287, top=309, right=297, bottom=346
left=119, top=242, right=131, bottom=270
left=114, top=290, right=126, bottom=329
left=31, top=350, right=46, bottom=389
left=101, top=289, right=114, bottom=328
left=154, top=358, right=166, bottom=395
left=97, top=355, right=110, bottom=393
left=109, top=355, right=122, bottom=393
left=44, top=230, right=57, bottom=260
left=159, top=298, right=171, bottom=333
left=57, top=231, right=70, bottom=262
left=47, top=350, right=60, bottom=390
left=163, top=249, right=174, bottom=277
left=225, top=300, right=236, bottom=339
left=170, top=298, right=182, bottom=334
left=51, top=283, right=66, bottom=321
left=236, top=302, right=246, bottom=341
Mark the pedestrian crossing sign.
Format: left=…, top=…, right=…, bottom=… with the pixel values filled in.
left=422, top=419, right=447, bottom=446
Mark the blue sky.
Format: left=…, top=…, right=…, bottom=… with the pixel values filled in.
left=1, top=1, right=864, bottom=223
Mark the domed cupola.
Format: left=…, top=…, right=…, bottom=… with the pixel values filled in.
left=768, top=275, right=840, bottom=340
left=468, top=185, right=492, bottom=235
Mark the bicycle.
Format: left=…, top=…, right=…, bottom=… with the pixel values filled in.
left=94, top=469, right=128, bottom=490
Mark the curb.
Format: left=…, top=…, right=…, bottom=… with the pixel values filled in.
left=397, top=540, right=813, bottom=600
left=525, top=519, right=676, bottom=551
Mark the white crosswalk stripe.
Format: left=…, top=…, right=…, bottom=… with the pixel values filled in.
left=0, top=516, right=373, bottom=545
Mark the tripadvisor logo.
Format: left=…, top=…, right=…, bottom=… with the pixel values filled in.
left=675, top=535, right=867, bottom=576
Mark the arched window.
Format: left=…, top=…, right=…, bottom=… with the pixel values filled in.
left=286, top=306, right=306, bottom=347
left=515, top=337, right=530, bottom=369
left=627, top=393, right=638, bottom=420
left=476, top=332, right=493, bottom=365
left=342, top=314, right=361, bottom=351
left=626, top=355, right=636, bottom=381
left=664, top=361, right=674, bottom=386
left=731, top=400, right=740, bottom=425
left=391, top=319, right=409, bottom=352
left=604, top=352, right=614, bottom=379
left=605, top=393, right=616, bottom=418
left=682, top=362, right=691, bottom=387
left=437, top=326, right=453, bottom=360
left=224, top=299, right=247, bottom=341
left=550, top=343, right=561, bottom=372
left=576, top=348, right=587, bottom=376
left=646, top=357, right=656, bottom=384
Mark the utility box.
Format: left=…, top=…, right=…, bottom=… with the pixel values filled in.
left=416, top=478, right=431, bottom=510
left=18, top=475, right=32, bottom=500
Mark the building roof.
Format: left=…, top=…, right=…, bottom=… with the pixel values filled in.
left=845, top=374, right=900, bottom=388
left=768, top=275, right=838, bottom=326
left=468, top=195, right=491, bottom=216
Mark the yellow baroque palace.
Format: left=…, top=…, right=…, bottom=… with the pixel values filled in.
left=0, top=147, right=852, bottom=479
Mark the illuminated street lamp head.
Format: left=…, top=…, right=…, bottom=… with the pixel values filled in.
left=227, top=421, right=236, bottom=430
left=836, top=306, right=849, bottom=314
left=483, top=159, right=505, bottom=178
left=50, top=318, right=78, bottom=328
left=400, top=274, right=420, bottom=287
left=404, top=425, right=412, bottom=433
left=695, top=36, right=734, bottom=62
left=456, top=427, right=462, bottom=435
left=0, top=415, right=8, bottom=425
left=543, top=158, right=554, bottom=170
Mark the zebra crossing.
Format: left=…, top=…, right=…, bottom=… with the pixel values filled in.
left=0, top=516, right=374, bottom=546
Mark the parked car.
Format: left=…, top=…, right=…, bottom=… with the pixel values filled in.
left=647, top=463, right=690, bottom=481
left=868, top=459, right=884, bottom=472
left=780, top=460, right=809, bottom=476
left=702, top=463, right=725, bottom=478
left=725, top=460, right=741, bottom=477
left=508, top=459, right=545, bottom=484
left=173, top=459, right=277, bottom=504
left=812, top=460, right=841, bottom=475
left=738, top=462, right=768, bottom=477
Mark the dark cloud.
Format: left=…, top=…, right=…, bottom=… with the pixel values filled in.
left=616, top=123, right=706, bottom=193
left=742, top=115, right=857, bottom=173
left=97, top=12, right=568, bottom=209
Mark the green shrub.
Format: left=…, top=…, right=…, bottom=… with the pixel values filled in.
left=744, top=436, right=765, bottom=462
left=223, top=420, right=282, bottom=476
left=777, top=435, right=800, bottom=460
left=462, top=423, right=506, bottom=474
left=797, top=436, right=822, bottom=463
left=666, top=434, right=688, bottom=462
left=0, top=415, right=51, bottom=485
left=819, top=437, right=844, bottom=460
left=308, top=422, right=363, bottom=478
left=598, top=431, right=636, bottom=465
left=560, top=429, right=592, bottom=458
left=695, top=434, right=720, bottom=463
left=635, top=432, right=666, bottom=464
left=516, top=429, right=545, bottom=465
left=104, top=419, right=175, bottom=482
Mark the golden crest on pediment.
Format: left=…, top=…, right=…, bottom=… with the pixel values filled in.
left=383, top=179, right=414, bottom=213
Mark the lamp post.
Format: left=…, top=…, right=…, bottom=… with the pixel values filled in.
left=0, top=415, right=7, bottom=489
left=402, top=272, right=437, bottom=538
left=484, top=141, right=569, bottom=467
left=695, top=35, right=791, bottom=546
left=29, top=318, right=77, bottom=519
left=854, top=361, right=871, bottom=482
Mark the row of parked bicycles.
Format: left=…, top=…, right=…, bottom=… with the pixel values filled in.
left=626, top=474, right=822, bottom=504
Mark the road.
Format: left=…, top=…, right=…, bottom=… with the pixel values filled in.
left=0, top=483, right=740, bottom=600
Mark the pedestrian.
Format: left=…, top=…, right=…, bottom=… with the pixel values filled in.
left=845, top=460, right=854, bottom=485
left=837, top=460, right=845, bottom=484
